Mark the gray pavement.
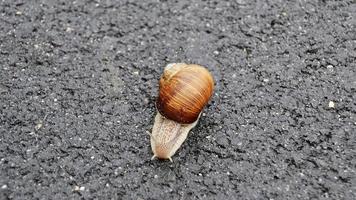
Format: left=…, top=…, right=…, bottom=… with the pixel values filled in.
left=0, top=0, right=355, bottom=199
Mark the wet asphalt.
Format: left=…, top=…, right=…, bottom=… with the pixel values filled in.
left=0, top=0, right=356, bottom=199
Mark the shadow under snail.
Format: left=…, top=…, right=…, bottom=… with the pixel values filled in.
left=150, top=63, right=214, bottom=161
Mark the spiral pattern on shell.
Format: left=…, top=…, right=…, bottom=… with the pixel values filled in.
left=156, top=63, right=214, bottom=124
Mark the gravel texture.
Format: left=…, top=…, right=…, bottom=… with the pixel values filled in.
left=1, top=0, right=356, bottom=199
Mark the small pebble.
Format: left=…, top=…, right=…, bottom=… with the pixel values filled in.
left=66, top=27, right=73, bottom=32
left=73, top=186, right=85, bottom=191
left=328, top=101, right=335, bottom=108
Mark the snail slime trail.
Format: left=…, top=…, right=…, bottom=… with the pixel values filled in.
left=150, top=63, right=214, bottom=161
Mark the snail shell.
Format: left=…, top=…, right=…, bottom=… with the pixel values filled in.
left=151, top=63, right=214, bottom=161
left=156, top=63, right=214, bottom=124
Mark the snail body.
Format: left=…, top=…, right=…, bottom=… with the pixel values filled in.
left=150, top=112, right=199, bottom=161
left=151, top=63, right=214, bottom=161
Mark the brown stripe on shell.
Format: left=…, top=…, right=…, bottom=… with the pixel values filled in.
left=161, top=70, right=204, bottom=122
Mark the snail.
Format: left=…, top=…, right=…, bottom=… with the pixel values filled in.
left=150, top=63, right=214, bottom=161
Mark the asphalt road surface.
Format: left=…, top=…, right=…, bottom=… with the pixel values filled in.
left=1, top=0, right=355, bottom=199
